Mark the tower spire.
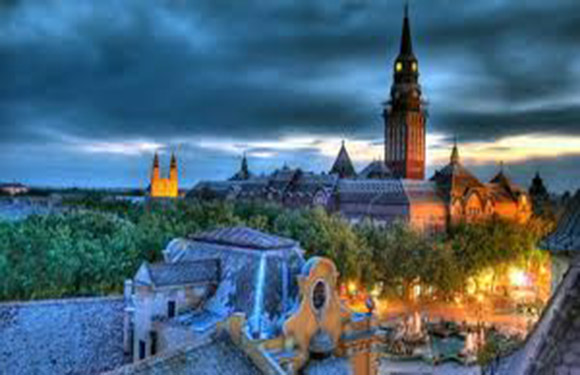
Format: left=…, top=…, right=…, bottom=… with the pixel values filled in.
left=153, top=152, right=159, bottom=168
left=241, top=152, right=249, bottom=177
left=152, top=152, right=160, bottom=180
left=400, top=2, right=413, bottom=55
left=170, top=151, right=177, bottom=169
left=450, top=137, right=460, bottom=164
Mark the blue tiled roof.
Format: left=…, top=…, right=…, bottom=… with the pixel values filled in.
left=191, top=226, right=297, bottom=250
left=146, top=259, right=220, bottom=287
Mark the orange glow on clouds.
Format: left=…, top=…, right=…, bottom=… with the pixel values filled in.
left=196, top=132, right=580, bottom=167
left=76, top=132, right=580, bottom=166
left=430, top=133, right=580, bottom=166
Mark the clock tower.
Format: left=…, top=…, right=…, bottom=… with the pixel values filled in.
left=384, top=4, right=426, bottom=180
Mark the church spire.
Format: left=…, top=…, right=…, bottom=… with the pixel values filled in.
left=400, top=2, right=413, bottom=56
left=450, top=137, right=460, bottom=164
left=241, top=152, right=249, bottom=177
left=170, top=152, right=178, bottom=182
left=170, top=152, right=177, bottom=169
left=151, top=152, right=160, bottom=180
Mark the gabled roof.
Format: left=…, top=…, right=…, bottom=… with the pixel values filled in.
left=329, top=142, right=356, bottom=179
left=190, top=226, right=297, bottom=250
left=136, top=259, right=220, bottom=287
left=543, top=190, right=580, bottom=252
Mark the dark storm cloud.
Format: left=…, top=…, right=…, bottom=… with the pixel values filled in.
left=1, top=0, right=579, bottom=189
left=1, top=0, right=579, bottom=142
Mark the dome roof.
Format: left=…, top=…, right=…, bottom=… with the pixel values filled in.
left=309, top=329, right=335, bottom=355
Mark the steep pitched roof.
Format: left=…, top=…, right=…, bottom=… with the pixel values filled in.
left=543, top=190, right=580, bottom=252
left=429, top=149, right=484, bottom=202
left=489, top=170, right=522, bottom=199
left=190, top=226, right=297, bottom=250
left=329, top=142, right=356, bottom=179
left=136, top=260, right=220, bottom=287
left=529, top=172, right=549, bottom=199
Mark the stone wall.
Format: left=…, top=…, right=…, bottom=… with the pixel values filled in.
left=0, top=296, right=128, bottom=375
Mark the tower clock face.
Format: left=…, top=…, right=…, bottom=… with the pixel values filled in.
left=412, top=62, right=418, bottom=72
left=396, top=62, right=403, bottom=72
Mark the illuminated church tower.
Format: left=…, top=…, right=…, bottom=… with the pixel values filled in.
left=150, top=152, right=179, bottom=198
left=384, top=4, right=426, bottom=180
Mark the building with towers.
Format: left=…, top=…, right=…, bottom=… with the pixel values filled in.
left=150, top=153, right=179, bottom=198
left=384, top=3, right=427, bottom=180
left=189, top=5, right=531, bottom=232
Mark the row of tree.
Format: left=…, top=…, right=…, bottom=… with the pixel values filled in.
left=0, top=197, right=553, bottom=301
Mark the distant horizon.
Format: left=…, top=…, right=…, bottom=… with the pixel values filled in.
left=4, top=151, right=578, bottom=195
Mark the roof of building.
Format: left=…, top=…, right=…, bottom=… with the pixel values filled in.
left=136, top=259, right=220, bottom=287
left=101, top=334, right=262, bottom=375
left=329, top=142, right=356, bottom=179
left=529, top=172, right=549, bottom=199
left=0, top=183, right=28, bottom=188
left=309, top=329, right=336, bottom=355
left=509, top=257, right=580, bottom=375
left=190, top=226, right=297, bottom=250
left=401, top=180, right=445, bottom=204
left=430, top=145, right=484, bottom=201
left=337, top=179, right=407, bottom=205
left=303, top=357, right=352, bottom=375
left=543, top=190, right=580, bottom=252
left=489, top=170, right=524, bottom=199
left=230, top=154, right=252, bottom=181
left=357, top=160, right=393, bottom=180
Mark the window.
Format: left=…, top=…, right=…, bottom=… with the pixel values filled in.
left=168, top=300, right=176, bottom=318
left=139, top=340, right=146, bottom=360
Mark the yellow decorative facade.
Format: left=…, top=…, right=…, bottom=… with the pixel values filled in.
left=150, top=153, right=178, bottom=198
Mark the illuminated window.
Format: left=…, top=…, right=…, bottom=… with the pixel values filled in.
left=395, top=62, right=403, bottom=72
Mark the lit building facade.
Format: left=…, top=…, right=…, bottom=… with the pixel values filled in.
left=150, top=153, right=179, bottom=198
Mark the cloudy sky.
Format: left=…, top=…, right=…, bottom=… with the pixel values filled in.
left=1, top=0, right=579, bottom=192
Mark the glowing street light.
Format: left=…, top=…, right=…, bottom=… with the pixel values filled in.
left=509, top=268, right=529, bottom=287
left=347, top=281, right=357, bottom=296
